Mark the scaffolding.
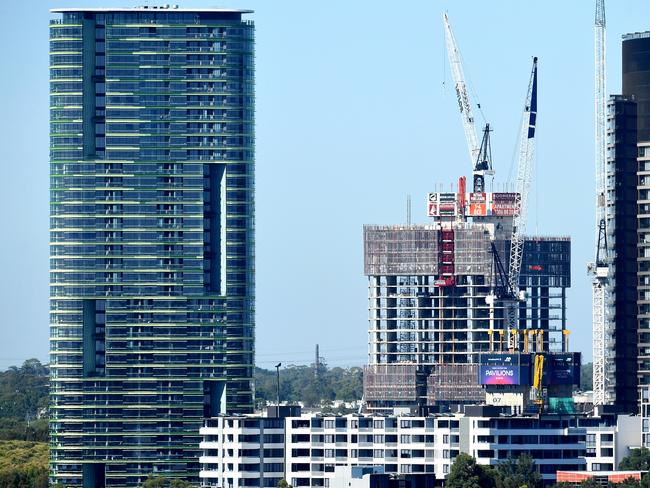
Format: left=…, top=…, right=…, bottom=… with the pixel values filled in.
left=364, top=225, right=439, bottom=276
left=426, top=363, right=486, bottom=404
left=363, top=364, right=420, bottom=402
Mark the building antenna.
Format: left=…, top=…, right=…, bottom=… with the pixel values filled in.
left=407, top=195, right=412, bottom=225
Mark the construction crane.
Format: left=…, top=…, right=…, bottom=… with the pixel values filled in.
left=504, top=57, right=538, bottom=350
left=486, top=58, right=537, bottom=351
left=443, top=13, right=494, bottom=193
left=589, top=0, right=610, bottom=407
left=532, top=354, right=545, bottom=413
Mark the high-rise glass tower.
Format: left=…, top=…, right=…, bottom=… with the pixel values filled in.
left=49, top=7, right=254, bottom=486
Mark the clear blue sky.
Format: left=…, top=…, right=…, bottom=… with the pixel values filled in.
left=0, top=0, right=649, bottom=370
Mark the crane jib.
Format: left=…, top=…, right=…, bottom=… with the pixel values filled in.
left=527, top=64, right=538, bottom=139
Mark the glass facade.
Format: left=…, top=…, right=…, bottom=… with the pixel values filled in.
left=49, top=8, right=254, bottom=486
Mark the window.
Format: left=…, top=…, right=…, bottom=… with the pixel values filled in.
left=324, top=420, right=335, bottom=429
left=373, top=420, right=384, bottom=429
left=400, top=435, right=411, bottom=443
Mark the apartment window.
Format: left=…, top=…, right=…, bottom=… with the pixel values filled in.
left=373, top=435, right=384, bottom=443
left=374, top=449, right=384, bottom=458
left=373, top=420, right=384, bottom=429
left=324, top=420, right=335, bottom=429
left=400, top=420, right=411, bottom=428
left=400, top=435, right=411, bottom=443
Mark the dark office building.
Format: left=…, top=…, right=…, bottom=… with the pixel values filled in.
left=606, top=95, right=638, bottom=413
left=49, top=7, right=254, bottom=486
left=622, top=32, right=650, bottom=408
left=623, top=33, right=650, bottom=141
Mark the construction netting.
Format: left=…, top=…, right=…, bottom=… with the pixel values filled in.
left=453, top=225, right=492, bottom=277
left=363, top=225, right=439, bottom=276
left=427, top=363, right=486, bottom=403
left=363, top=364, right=419, bottom=401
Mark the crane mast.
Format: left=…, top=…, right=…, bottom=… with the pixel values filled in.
left=443, top=13, right=494, bottom=192
left=591, top=0, right=611, bottom=407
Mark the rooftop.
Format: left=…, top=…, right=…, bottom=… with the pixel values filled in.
left=623, top=31, right=650, bottom=41
left=51, top=6, right=253, bottom=14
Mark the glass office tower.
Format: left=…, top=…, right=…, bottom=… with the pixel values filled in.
left=49, top=7, right=254, bottom=486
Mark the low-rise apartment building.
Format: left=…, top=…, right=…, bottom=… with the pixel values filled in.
left=198, top=406, right=631, bottom=487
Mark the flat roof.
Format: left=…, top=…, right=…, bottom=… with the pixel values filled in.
left=623, top=32, right=650, bottom=41
left=51, top=7, right=253, bottom=14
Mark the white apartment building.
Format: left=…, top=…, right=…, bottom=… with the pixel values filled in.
left=198, top=406, right=632, bottom=487
left=578, top=408, right=640, bottom=472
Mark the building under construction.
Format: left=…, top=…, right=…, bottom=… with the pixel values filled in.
left=360, top=16, right=580, bottom=414
left=362, top=221, right=572, bottom=411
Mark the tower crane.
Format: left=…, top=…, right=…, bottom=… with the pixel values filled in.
left=486, top=58, right=538, bottom=352
left=443, top=13, right=494, bottom=193
left=505, top=57, right=538, bottom=350
left=589, top=0, right=611, bottom=407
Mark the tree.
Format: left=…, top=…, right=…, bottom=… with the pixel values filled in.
left=170, top=481, right=193, bottom=488
left=446, top=453, right=497, bottom=488
left=620, top=447, right=650, bottom=471
left=141, top=476, right=167, bottom=488
left=0, top=440, right=48, bottom=488
left=496, top=453, right=542, bottom=488
left=580, top=362, right=593, bottom=391
left=607, top=478, right=642, bottom=488
left=278, top=479, right=293, bottom=488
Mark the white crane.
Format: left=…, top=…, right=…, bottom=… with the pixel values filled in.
left=443, top=13, right=494, bottom=193
left=505, top=57, right=538, bottom=350
left=590, top=0, right=611, bottom=407
left=508, top=58, right=538, bottom=296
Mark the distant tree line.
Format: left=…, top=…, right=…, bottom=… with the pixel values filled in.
left=0, top=359, right=49, bottom=443
left=255, top=361, right=593, bottom=409
left=0, top=359, right=49, bottom=488
left=255, top=363, right=363, bottom=409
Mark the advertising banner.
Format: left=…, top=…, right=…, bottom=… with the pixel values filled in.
left=427, top=192, right=457, bottom=217
left=467, top=192, right=489, bottom=216
left=492, top=192, right=518, bottom=216
left=480, top=365, right=520, bottom=385
left=427, top=193, right=438, bottom=217
left=438, top=192, right=457, bottom=217
left=478, top=354, right=522, bottom=385
left=545, top=352, right=581, bottom=386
